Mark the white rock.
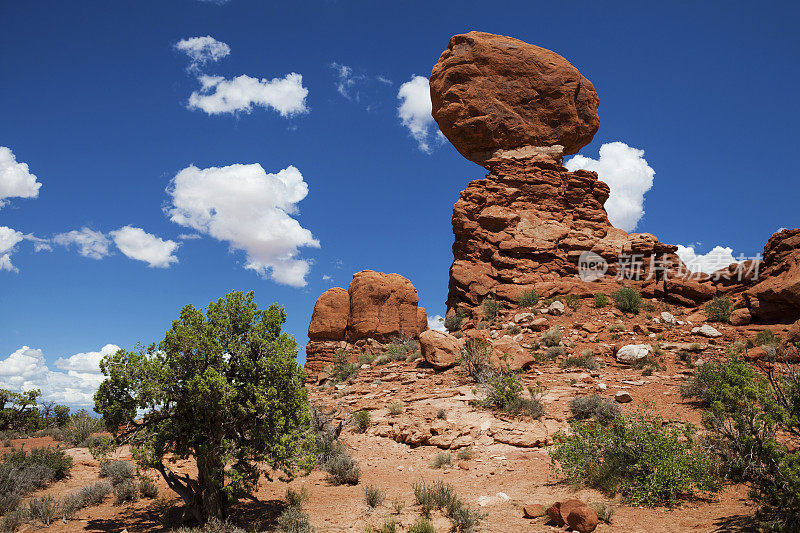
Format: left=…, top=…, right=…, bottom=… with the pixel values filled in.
left=692, top=324, right=722, bottom=338
left=514, top=312, right=533, bottom=323
left=548, top=300, right=566, bottom=315
left=596, top=383, right=607, bottom=391
left=496, top=492, right=510, bottom=501
left=615, top=344, right=653, bottom=364
left=660, top=311, right=677, bottom=325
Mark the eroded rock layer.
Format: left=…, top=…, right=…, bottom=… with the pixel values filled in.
left=305, top=270, right=427, bottom=375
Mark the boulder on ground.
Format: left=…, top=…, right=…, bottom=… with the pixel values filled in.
left=729, top=308, right=752, bottom=326
left=615, top=344, right=653, bottom=364
left=692, top=324, right=722, bottom=338
left=546, top=499, right=588, bottom=527
left=491, top=335, right=533, bottom=370
left=567, top=506, right=599, bottom=533
left=615, top=391, right=633, bottom=403
left=523, top=504, right=546, bottom=518
left=419, top=330, right=463, bottom=370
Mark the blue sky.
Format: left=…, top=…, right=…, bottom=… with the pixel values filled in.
left=0, top=0, right=798, bottom=407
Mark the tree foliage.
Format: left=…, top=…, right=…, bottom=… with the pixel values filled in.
left=94, top=291, right=314, bottom=523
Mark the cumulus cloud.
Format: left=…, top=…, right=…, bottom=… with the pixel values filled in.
left=0, top=226, right=25, bottom=272
left=0, top=146, right=41, bottom=208
left=397, top=76, right=444, bottom=153
left=565, top=142, right=655, bottom=232
left=109, top=226, right=179, bottom=268
left=0, top=344, right=119, bottom=407
left=427, top=314, right=446, bottom=332
left=167, top=163, right=319, bottom=287
left=53, top=227, right=112, bottom=259
left=175, top=36, right=231, bottom=70
left=188, top=73, right=309, bottom=116
left=676, top=244, right=738, bottom=274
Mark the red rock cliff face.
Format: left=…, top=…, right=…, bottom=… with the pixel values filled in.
left=744, top=229, right=800, bottom=323
left=304, top=270, right=427, bottom=375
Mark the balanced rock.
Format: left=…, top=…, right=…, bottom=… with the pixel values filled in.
left=419, top=330, right=463, bottom=369
left=430, top=31, right=599, bottom=166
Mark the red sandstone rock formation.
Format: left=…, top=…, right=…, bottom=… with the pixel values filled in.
left=304, top=270, right=427, bottom=375
left=430, top=31, right=599, bottom=167
left=744, top=229, right=800, bottom=323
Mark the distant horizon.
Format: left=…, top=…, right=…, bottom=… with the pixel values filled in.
left=1, top=0, right=798, bottom=408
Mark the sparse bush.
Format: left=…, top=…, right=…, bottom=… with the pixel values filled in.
left=569, top=394, right=621, bottom=425
left=705, top=296, right=733, bottom=323
left=365, top=485, right=385, bottom=509
left=286, top=486, right=309, bottom=508
left=608, top=323, right=626, bottom=332
left=541, top=326, right=563, bottom=347
left=406, top=350, right=422, bottom=362
left=432, top=452, right=452, bottom=469
left=544, top=345, right=566, bottom=360
left=412, top=480, right=485, bottom=532
left=550, top=404, right=720, bottom=506
left=457, top=446, right=473, bottom=461
left=60, top=481, right=112, bottom=518
left=0, top=506, right=28, bottom=533
left=64, top=410, right=104, bottom=446
left=28, top=495, right=58, bottom=526
left=564, top=294, right=582, bottom=311
left=476, top=320, right=489, bottom=330
left=593, top=293, right=609, bottom=308
left=88, top=435, right=116, bottom=463
left=459, top=338, right=494, bottom=383
left=174, top=518, right=247, bottom=533
left=611, top=287, right=643, bottom=314
left=507, top=325, right=521, bottom=335
left=409, top=517, right=435, bottom=533
left=444, top=309, right=467, bottom=332
left=387, top=401, right=404, bottom=416
left=114, top=478, right=139, bottom=504
left=436, top=408, right=446, bottom=420
left=391, top=498, right=405, bottom=515
left=560, top=352, right=600, bottom=371
left=4, top=446, right=72, bottom=481
left=374, top=518, right=398, bottom=533
left=481, top=297, right=502, bottom=321
left=373, top=354, right=391, bottom=366
left=753, top=329, right=780, bottom=348
left=323, top=443, right=361, bottom=485
left=276, top=506, right=313, bottom=533
left=353, top=410, right=371, bottom=433
left=591, top=501, right=615, bottom=524
left=99, top=460, right=135, bottom=485
left=139, top=475, right=159, bottom=498
left=482, top=372, right=544, bottom=419
left=518, top=289, right=540, bottom=308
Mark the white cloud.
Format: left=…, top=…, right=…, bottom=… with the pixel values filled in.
left=109, top=226, right=179, bottom=268
left=166, top=163, right=319, bottom=287
left=331, top=63, right=358, bottom=100
left=0, top=344, right=119, bottom=407
left=53, top=227, right=112, bottom=259
left=178, top=233, right=202, bottom=240
left=427, top=315, right=446, bottom=332
left=676, top=244, right=738, bottom=274
left=0, top=146, right=41, bottom=208
left=322, top=274, right=332, bottom=282
left=188, top=73, right=309, bottom=117
left=397, top=76, right=444, bottom=153
left=175, top=36, right=231, bottom=70
left=565, top=142, right=655, bottom=232
left=0, top=226, right=25, bottom=272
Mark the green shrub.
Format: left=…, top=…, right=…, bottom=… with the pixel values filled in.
left=364, top=484, right=385, bottom=509
left=409, top=518, right=435, bottom=533
left=518, top=289, right=540, bottom=308
left=88, top=435, right=116, bottom=463
left=276, top=505, right=312, bottom=533
left=569, top=395, right=621, bottom=425
left=0, top=506, right=28, bottom=533
left=705, top=297, right=734, bottom=323
left=550, top=404, right=720, bottom=506
left=541, top=326, right=563, bottom=347
left=285, top=486, right=309, bottom=508
left=591, top=501, right=615, bottom=524
left=60, top=481, right=112, bottom=518
left=482, top=373, right=544, bottom=419
left=432, top=452, right=452, bottom=469
left=99, top=460, right=135, bottom=485
left=4, top=446, right=72, bottom=481
left=560, top=352, right=600, bottom=371
left=593, top=293, right=609, bottom=308
left=459, top=338, right=494, bottom=383
left=174, top=518, right=247, bottom=533
left=754, top=330, right=780, bottom=348
left=387, top=401, right=404, bottom=416
left=323, top=443, right=360, bottom=485
left=412, top=480, right=485, bottom=532
left=611, top=287, right=643, bottom=314
left=436, top=408, right=446, bottom=420
left=444, top=309, right=467, bottom=332
left=330, top=350, right=359, bottom=383
left=64, top=410, right=104, bottom=446
left=391, top=498, right=404, bottom=515
left=28, top=495, right=58, bottom=526
left=114, top=478, right=139, bottom=504
left=481, top=297, right=502, bottom=321
left=353, top=410, right=371, bottom=433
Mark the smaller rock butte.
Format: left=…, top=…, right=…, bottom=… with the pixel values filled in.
left=305, top=270, right=427, bottom=375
